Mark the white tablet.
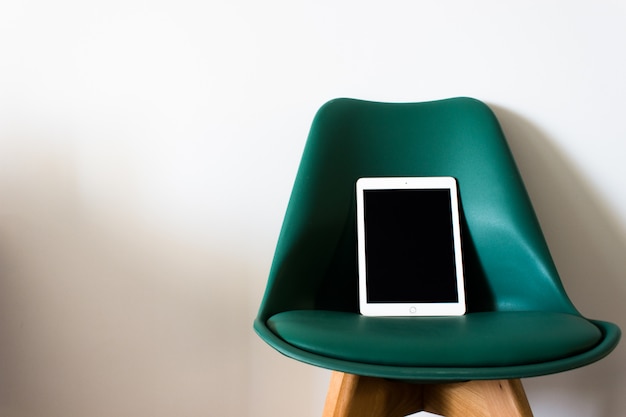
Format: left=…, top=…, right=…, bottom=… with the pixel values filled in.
left=356, top=177, right=466, bottom=317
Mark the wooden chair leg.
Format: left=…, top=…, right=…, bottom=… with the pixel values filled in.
left=322, top=371, right=533, bottom=417
left=423, top=379, right=534, bottom=417
left=322, top=371, right=423, bottom=417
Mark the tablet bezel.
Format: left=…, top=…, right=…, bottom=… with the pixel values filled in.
left=356, top=176, right=466, bottom=317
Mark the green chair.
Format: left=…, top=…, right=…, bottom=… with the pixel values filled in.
left=253, top=97, right=620, bottom=416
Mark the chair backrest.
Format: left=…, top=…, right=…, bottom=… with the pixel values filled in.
left=258, top=98, right=578, bottom=321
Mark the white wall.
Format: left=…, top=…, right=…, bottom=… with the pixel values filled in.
left=0, top=1, right=624, bottom=416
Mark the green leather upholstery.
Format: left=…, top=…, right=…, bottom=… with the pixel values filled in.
left=254, top=97, right=620, bottom=381
left=268, top=311, right=601, bottom=367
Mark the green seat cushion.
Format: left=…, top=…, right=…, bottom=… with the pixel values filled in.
left=267, top=310, right=602, bottom=367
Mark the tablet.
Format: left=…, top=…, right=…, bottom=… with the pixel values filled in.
left=356, top=177, right=466, bottom=316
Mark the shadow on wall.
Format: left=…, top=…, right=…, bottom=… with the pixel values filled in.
left=0, top=133, right=251, bottom=416
left=491, top=104, right=626, bottom=417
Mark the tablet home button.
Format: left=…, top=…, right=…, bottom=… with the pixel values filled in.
left=409, top=306, right=417, bottom=314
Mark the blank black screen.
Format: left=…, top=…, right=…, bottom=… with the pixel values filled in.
left=364, top=189, right=459, bottom=303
